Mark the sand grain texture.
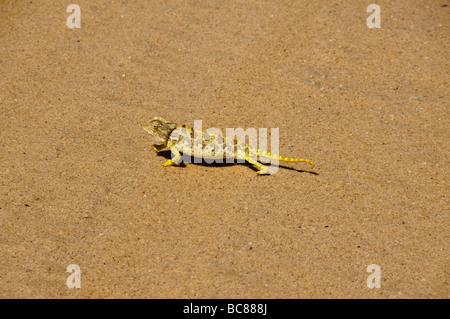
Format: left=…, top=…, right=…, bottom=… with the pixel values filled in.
left=0, top=0, right=448, bottom=298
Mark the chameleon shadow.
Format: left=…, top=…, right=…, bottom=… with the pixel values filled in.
left=275, top=164, right=319, bottom=175
left=156, top=150, right=318, bottom=175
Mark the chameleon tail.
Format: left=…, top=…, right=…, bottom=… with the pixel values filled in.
left=257, top=150, right=314, bottom=169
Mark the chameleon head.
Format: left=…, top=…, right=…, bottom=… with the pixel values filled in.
left=143, top=117, right=177, bottom=144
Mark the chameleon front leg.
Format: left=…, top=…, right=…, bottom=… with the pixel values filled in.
left=163, top=146, right=182, bottom=167
left=152, top=144, right=166, bottom=152
left=245, top=155, right=269, bottom=175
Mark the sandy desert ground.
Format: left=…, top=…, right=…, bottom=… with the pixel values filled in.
left=0, top=0, right=448, bottom=298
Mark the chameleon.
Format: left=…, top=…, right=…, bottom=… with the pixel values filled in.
left=143, top=117, right=314, bottom=175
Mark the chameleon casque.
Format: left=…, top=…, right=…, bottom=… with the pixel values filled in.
left=143, top=117, right=314, bottom=175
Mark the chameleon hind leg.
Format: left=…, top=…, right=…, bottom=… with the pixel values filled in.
left=163, top=146, right=182, bottom=167
left=246, top=156, right=269, bottom=175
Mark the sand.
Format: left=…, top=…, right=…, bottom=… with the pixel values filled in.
left=0, top=0, right=448, bottom=298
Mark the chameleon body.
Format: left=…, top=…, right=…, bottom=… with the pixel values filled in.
left=143, top=117, right=314, bottom=175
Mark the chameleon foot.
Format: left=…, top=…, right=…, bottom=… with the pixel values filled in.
left=257, top=167, right=270, bottom=175
left=163, top=159, right=175, bottom=167
left=152, top=144, right=166, bottom=152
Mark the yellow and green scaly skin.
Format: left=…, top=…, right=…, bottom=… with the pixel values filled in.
left=143, top=117, right=314, bottom=175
